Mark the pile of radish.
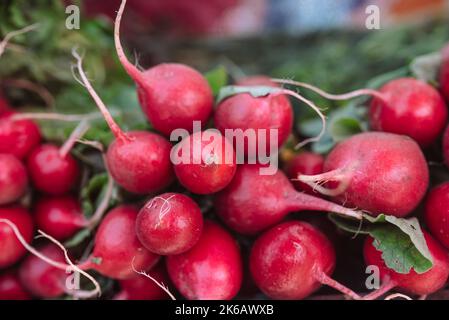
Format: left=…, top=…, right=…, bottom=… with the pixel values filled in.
left=2, top=0, right=449, bottom=301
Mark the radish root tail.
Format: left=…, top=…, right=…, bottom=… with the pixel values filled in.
left=0, top=23, right=40, bottom=57
left=313, top=268, right=361, bottom=300
left=295, top=167, right=352, bottom=197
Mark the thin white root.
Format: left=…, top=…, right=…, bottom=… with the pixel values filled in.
left=384, top=293, right=413, bottom=300
left=275, top=89, right=327, bottom=149
left=145, top=194, right=176, bottom=225
left=272, top=78, right=388, bottom=104
left=85, top=172, right=114, bottom=230
left=0, top=23, right=39, bottom=57
left=36, top=231, right=101, bottom=299
left=59, top=120, right=90, bottom=158
left=131, top=258, right=176, bottom=300
left=314, top=268, right=361, bottom=300
left=295, top=167, right=351, bottom=197
left=362, top=278, right=397, bottom=300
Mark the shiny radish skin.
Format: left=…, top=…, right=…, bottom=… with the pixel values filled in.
left=0, top=154, right=28, bottom=205
left=0, top=206, right=34, bottom=268
left=115, top=262, right=172, bottom=300
left=440, top=44, right=449, bottom=102
left=323, top=132, right=428, bottom=217
left=284, top=152, right=324, bottom=194
left=0, top=270, right=31, bottom=300
left=166, top=220, right=242, bottom=300
left=19, top=244, right=67, bottom=298
left=364, top=233, right=449, bottom=296
left=425, top=182, right=449, bottom=249
left=214, top=164, right=362, bottom=235
left=136, top=193, right=203, bottom=255
left=250, top=221, right=335, bottom=300
left=34, top=196, right=85, bottom=241
left=214, top=93, right=293, bottom=157
left=369, top=78, right=447, bottom=146
left=84, top=205, right=160, bottom=280
left=173, top=130, right=237, bottom=194
left=106, top=131, right=174, bottom=194
left=0, top=111, right=41, bottom=159
left=27, top=144, right=79, bottom=195
left=136, top=64, right=214, bottom=136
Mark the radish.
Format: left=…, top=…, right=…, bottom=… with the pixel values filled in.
left=296, top=132, right=429, bottom=217
left=34, top=196, right=85, bottom=241
left=0, top=154, right=28, bottom=205
left=425, top=182, right=449, bottom=249
left=274, top=77, right=447, bottom=146
left=172, top=129, right=237, bottom=194
left=0, top=111, right=41, bottom=159
left=18, top=244, right=68, bottom=298
left=363, top=232, right=449, bottom=298
left=0, top=206, right=34, bottom=268
left=79, top=205, right=160, bottom=279
left=440, top=44, right=449, bottom=101
left=27, top=144, right=79, bottom=195
left=136, top=193, right=203, bottom=255
left=250, top=221, right=360, bottom=300
left=115, top=262, right=173, bottom=300
left=443, top=125, right=449, bottom=168
left=166, top=220, right=242, bottom=300
left=284, top=151, right=324, bottom=194
left=72, top=49, right=174, bottom=194
left=113, top=0, right=213, bottom=136
left=0, top=270, right=31, bottom=300
left=215, top=164, right=362, bottom=235
left=0, top=95, right=10, bottom=115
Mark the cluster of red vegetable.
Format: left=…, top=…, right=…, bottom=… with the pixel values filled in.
left=2, top=0, right=449, bottom=301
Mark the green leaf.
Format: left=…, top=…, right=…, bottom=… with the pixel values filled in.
left=216, top=85, right=281, bottom=104
left=205, top=66, right=228, bottom=96
left=329, top=117, right=363, bottom=142
left=410, top=51, right=442, bottom=83
left=64, top=229, right=91, bottom=248
left=81, top=173, right=108, bottom=218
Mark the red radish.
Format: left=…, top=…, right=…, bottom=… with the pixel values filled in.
left=363, top=232, right=449, bottom=298
left=284, top=152, right=324, bottom=193
left=34, top=196, right=85, bottom=241
left=369, top=78, right=447, bottom=146
left=425, top=182, right=449, bottom=249
left=115, top=262, right=172, bottom=300
left=79, top=205, right=160, bottom=279
left=172, top=130, right=237, bottom=194
left=0, top=206, right=34, bottom=268
left=0, top=95, right=10, bottom=115
left=136, top=193, right=203, bottom=255
left=114, top=0, right=213, bottom=136
left=296, top=132, right=429, bottom=218
left=0, top=270, right=31, bottom=300
left=440, top=43, right=449, bottom=101
left=0, top=111, right=41, bottom=159
left=166, top=220, right=242, bottom=300
left=27, top=144, right=79, bottom=195
left=0, top=154, right=28, bottom=205
left=18, top=244, right=68, bottom=298
left=250, top=221, right=360, bottom=300
left=215, top=164, right=362, bottom=235
left=72, top=49, right=174, bottom=195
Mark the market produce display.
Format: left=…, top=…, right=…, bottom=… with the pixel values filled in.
left=1, top=0, right=449, bottom=301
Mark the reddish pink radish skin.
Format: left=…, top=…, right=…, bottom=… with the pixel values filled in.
left=369, top=78, right=447, bottom=146
left=82, top=205, right=160, bottom=280
left=0, top=270, right=31, bottom=300
left=27, top=144, right=79, bottom=195
left=284, top=152, right=324, bottom=193
left=214, top=92, right=293, bottom=157
left=0, top=206, right=34, bottom=268
left=135, top=64, right=213, bottom=136
left=425, top=182, right=449, bottom=249
left=0, top=154, right=28, bottom=205
left=107, top=131, right=174, bottom=194
left=440, top=44, right=449, bottom=101
left=35, top=196, right=85, bottom=241
left=0, top=111, right=41, bottom=159
left=250, top=221, right=335, bottom=299
left=215, top=164, right=361, bottom=235
left=19, top=244, right=67, bottom=298
left=166, top=220, right=242, bottom=300
left=364, top=233, right=449, bottom=296
left=0, top=95, right=9, bottom=115
left=115, top=262, right=172, bottom=300
left=136, top=193, right=203, bottom=255
left=323, top=132, right=428, bottom=217
left=173, top=130, right=237, bottom=194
